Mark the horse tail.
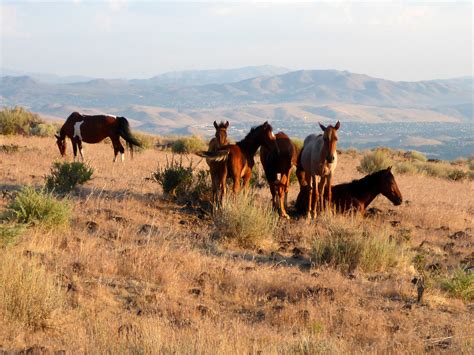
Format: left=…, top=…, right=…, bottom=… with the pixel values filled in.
left=196, top=149, right=229, bottom=162
left=116, top=117, right=142, bottom=148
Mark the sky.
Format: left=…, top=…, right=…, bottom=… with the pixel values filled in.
left=0, top=0, right=472, bottom=81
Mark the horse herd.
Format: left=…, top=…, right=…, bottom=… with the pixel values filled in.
left=55, top=112, right=403, bottom=220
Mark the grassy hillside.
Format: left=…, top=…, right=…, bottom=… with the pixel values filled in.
left=0, top=136, right=473, bottom=353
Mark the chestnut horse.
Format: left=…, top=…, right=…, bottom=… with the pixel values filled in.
left=206, top=121, right=230, bottom=208
left=55, top=112, right=141, bottom=162
left=197, top=121, right=278, bottom=206
left=296, top=121, right=340, bottom=219
left=329, top=167, right=402, bottom=215
left=260, top=132, right=297, bottom=219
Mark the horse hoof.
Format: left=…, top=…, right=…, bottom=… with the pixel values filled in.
left=281, top=214, right=290, bottom=220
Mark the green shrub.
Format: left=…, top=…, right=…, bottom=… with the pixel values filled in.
left=447, top=169, right=469, bottom=181
left=0, top=223, right=26, bottom=247
left=439, top=268, right=473, bottom=301
left=312, top=216, right=408, bottom=273
left=0, top=253, right=64, bottom=330
left=0, top=106, right=56, bottom=137
left=133, top=132, right=157, bottom=150
left=45, top=161, right=93, bottom=194
left=250, top=163, right=266, bottom=188
left=292, top=138, right=304, bottom=153
left=171, top=136, right=207, bottom=154
left=153, top=156, right=212, bottom=203
left=29, top=123, right=57, bottom=137
left=395, top=161, right=418, bottom=175
left=468, top=158, right=474, bottom=171
left=414, top=161, right=449, bottom=179
left=213, top=191, right=278, bottom=248
left=357, top=150, right=392, bottom=174
left=0, top=144, right=21, bottom=153
left=404, top=150, right=427, bottom=162
left=4, top=187, right=70, bottom=228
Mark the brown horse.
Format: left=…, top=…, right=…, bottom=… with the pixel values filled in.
left=296, top=121, right=340, bottom=219
left=197, top=121, right=278, bottom=206
left=55, top=112, right=141, bottom=162
left=206, top=121, right=230, bottom=207
left=260, top=132, right=297, bottom=219
left=329, top=167, right=402, bottom=215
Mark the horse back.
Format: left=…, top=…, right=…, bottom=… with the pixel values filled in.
left=62, top=113, right=118, bottom=142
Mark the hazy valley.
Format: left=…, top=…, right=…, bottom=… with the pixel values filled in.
left=1, top=66, right=473, bottom=159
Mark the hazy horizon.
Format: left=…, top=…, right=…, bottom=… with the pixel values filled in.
left=1, top=1, right=472, bottom=81
left=0, top=0, right=473, bottom=81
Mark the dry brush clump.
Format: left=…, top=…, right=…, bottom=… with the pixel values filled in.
left=45, top=161, right=94, bottom=194
left=312, top=214, right=411, bottom=274
left=357, top=150, right=392, bottom=174
left=213, top=190, right=279, bottom=248
left=0, top=106, right=58, bottom=137
left=0, top=252, right=65, bottom=330
left=171, top=136, right=207, bottom=154
left=152, top=155, right=212, bottom=205
left=3, top=186, right=71, bottom=229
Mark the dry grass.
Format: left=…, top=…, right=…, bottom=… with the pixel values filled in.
left=0, top=135, right=473, bottom=353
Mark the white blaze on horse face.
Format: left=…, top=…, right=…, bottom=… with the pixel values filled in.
left=121, top=152, right=124, bottom=162
left=73, top=121, right=83, bottom=140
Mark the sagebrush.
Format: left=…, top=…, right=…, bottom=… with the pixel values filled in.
left=45, top=161, right=94, bottom=194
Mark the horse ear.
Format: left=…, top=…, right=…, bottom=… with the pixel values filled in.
left=319, top=122, right=327, bottom=131
left=335, top=121, right=340, bottom=130
left=213, top=121, right=218, bottom=129
left=263, top=121, right=268, bottom=126
left=55, top=134, right=60, bottom=139
left=387, top=166, right=392, bottom=172
left=225, top=121, right=229, bottom=128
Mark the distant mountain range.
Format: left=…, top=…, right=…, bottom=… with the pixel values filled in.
left=0, top=66, right=472, bottom=136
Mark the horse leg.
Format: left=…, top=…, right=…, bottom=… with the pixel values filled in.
left=242, top=168, right=252, bottom=190
left=71, top=138, right=78, bottom=161
left=312, top=175, right=319, bottom=219
left=111, top=136, right=124, bottom=162
left=220, top=167, right=228, bottom=207
left=318, top=176, right=327, bottom=213
left=279, top=174, right=290, bottom=219
left=305, top=173, right=313, bottom=220
left=269, top=182, right=278, bottom=211
left=77, top=139, right=84, bottom=162
left=326, top=173, right=333, bottom=213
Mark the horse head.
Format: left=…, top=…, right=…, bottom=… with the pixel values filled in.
left=213, top=120, right=229, bottom=146
left=55, top=134, right=66, bottom=156
left=380, top=167, right=403, bottom=205
left=319, top=121, right=340, bottom=164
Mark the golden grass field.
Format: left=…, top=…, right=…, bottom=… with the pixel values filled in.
left=0, top=135, right=473, bottom=353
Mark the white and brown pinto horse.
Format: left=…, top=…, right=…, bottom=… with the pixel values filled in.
left=55, top=112, right=141, bottom=162
left=296, top=121, right=340, bottom=219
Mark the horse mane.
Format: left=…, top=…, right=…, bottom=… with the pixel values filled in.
left=237, top=123, right=272, bottom=147
left=343, top=169, right=388, bottom=192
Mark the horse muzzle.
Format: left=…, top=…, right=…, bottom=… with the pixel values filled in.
left=326, top=155, right=335, bottom=163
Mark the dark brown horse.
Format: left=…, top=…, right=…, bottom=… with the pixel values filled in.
left=55, top=112, right=141, bottom=162
left=295, top=167, right=403, bottom=215
left=197, top=121, right=278, bottom=206
left=260, top=132, right=297, bottom=219
left=206, top=121, right=230, bottom=207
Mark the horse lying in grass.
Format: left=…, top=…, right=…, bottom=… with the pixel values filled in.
left=197, top=121, right=278, bottom=207
left=260, top=132, right=297, bottom=219
left=295, top=167, right=403, bottom=215
left=55, top=112, right=142, bottom=162
left=296, top=121, right=340, bottom=219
